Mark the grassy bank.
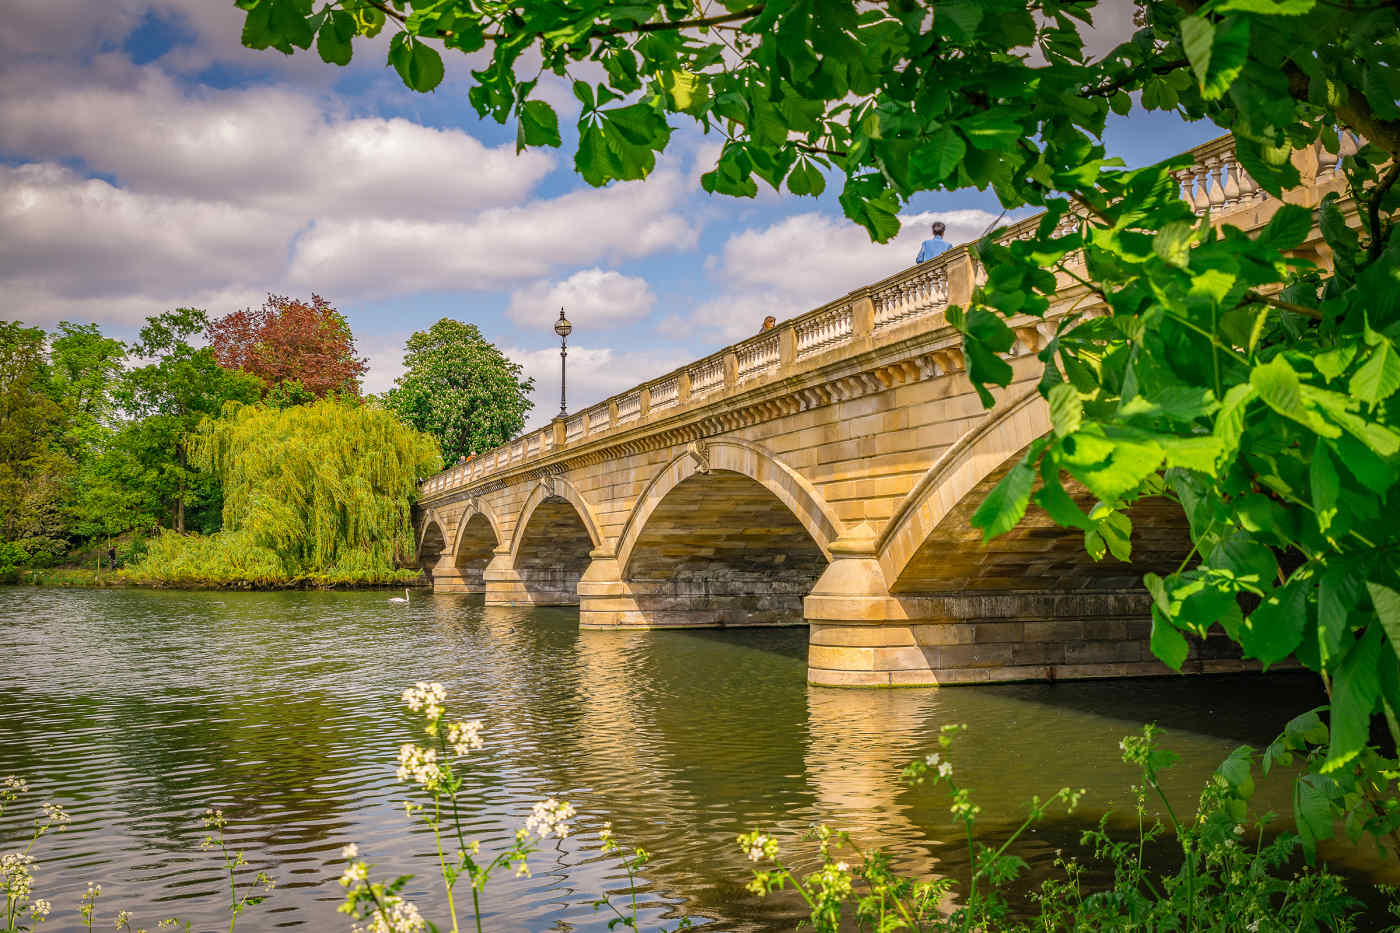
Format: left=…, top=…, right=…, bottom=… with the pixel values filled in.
left=9, top=566, right=425, bottom=589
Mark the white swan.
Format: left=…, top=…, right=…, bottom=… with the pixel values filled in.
left=388, top=588, right=410, bottom=604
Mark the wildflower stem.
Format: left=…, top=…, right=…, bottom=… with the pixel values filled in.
left=432, top=797, right=460, bottom=933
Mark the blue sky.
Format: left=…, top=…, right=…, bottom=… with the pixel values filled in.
left=0, top=2, right=1218, bottom=429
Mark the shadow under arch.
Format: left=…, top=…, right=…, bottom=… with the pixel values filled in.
left=610, top=439, right=843, bottom=628
left=415, top=510, right=448, bottom=582
left=496, top=476, right=606, bottom=606
left=443, top=502, right=503, bottom=594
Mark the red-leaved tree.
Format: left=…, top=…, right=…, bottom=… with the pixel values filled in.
left=208, top=294, right=368, bottom=400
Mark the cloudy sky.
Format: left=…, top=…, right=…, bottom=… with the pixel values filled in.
left=1, top=1, right=1217, bottom=429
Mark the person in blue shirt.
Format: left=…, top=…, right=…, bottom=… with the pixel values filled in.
left=915, top=221, right=951, bottom=263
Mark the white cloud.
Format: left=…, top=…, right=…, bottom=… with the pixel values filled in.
left=287, top=171, right=695, bottom=298
left=0, top=42, right=694, bottom=323
left=506, top=344, right=689, bottom=431
left=0, top=62, right=552, bottom=219
left=682, top=208, right=1006, bottom=341
left=505, top=269, right=655, bottom=327
left=0, top=163, right=288, bottom=316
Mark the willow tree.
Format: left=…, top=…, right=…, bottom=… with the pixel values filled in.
left=183, top=397, right=441, bottom=579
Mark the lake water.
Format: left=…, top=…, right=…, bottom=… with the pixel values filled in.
left=0, top=587, right=1388, bottom=931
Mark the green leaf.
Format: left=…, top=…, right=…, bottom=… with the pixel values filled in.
left=1215, top=0, right=1314, bottom=11
left=958, top=112, right=1021, bottom=151
left=1034, top=460, right=1091, bottom=530
left=1323, top=624, right=1382, bottom=771
left=1216, top=745, right=1255, bottom=799
left=1250, top=355, right=1309, bottom=427
left=392, top=37, right=445, bottom=92
left=518, top=100, right=561, bottom=149
left=1368, top=582, right=1400, bottom=658
left=1293, top=773, right=1334, bottom=863
left=316, top=10, right=354, bottom=65
left=1256, top=203, right=1312, bottom=252
left=1182, top=15, right=1250, bottom=100
left=971, top=439, right=1047, bottom=540
left=786, top=159, right=826, bottom=197
left=1060, top=426, right=1164, bottom=501
left=1348, top=339, right=1400, bottom=405
left=1240, top=577, right=1309, bottom=669
left=1152, top=221, right=1195, bottom=268
left=1310, top=439, right=1340, bottom=534
left=910, top=127, right=965, bottom=185
left=1213, top=383, right=1254, bottom=466
left=1047, top=383, right=1081, bottom=437
left=1318, top=567, right=1362, bottom=665
left=838, top=182, right=901, bottom=243
left=1150, top=607, right=1190, bottom=671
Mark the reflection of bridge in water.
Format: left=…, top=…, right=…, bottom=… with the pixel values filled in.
left=414, top=134, right=1359, bottom=688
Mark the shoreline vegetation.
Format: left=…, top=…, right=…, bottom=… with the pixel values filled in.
left=6, top=566, right=427, bottom=590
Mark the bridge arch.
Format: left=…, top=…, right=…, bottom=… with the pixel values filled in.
left=616, top=438, right=842, bottom=574
left=500, top=476, right=605, bottom=606
left=508, top=476, right=605, bottom=561
left=611, top=438, right=842, bottom=628
left=415, top=510, right=449, bottom=582
left=446, top=502, right=503, bottom=594
left=876, top=389, right=1048, bottom=590
left=876, top=389, right=1190, bottom=594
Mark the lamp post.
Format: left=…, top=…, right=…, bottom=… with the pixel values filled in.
left=554, top=307, right=572, bottom=417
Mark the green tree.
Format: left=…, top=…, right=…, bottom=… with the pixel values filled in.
left=385, top=319, right=533, bottom=464
left=117, top=308, right=262, bottom=533
left=129, top=396, right=441, bottom=584
left=243, top=0, right=1400, bottom=851
left=0, top=322, right=71, bottom=570
left=49, top=322, right=126, bottom=453
left=49, top=322, right=132, bottom=542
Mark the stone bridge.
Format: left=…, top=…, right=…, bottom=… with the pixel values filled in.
left=413, top=133, right=1358, bottom=687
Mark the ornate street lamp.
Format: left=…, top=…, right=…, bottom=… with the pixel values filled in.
left=554, top=307, right=572, bottom=417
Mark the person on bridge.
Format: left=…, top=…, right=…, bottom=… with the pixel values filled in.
left=915, top=221, right=951, bottom=264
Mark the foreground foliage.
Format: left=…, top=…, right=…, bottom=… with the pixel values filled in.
left=743, top=721, right=1397, bottom=932
left=126, top=397, right=440, bottom=586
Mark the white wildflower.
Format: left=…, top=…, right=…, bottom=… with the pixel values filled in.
left=30, top=898, right=51, bottom=920
left=1, top=852, right=36, bottom=899
left=737, top=831, right=779, bottom=863
left=338, top=862, right=369, bottom=888
left=364, top=897, right=425, bottom=933
left=446, top=720, right=484, bottom=756
left=116, top=909, right=133, bottom=928
left=524, top=798, right=576, bottom=839
left=924, top=752, right=941, bottom=767
left=341, top=843, right=359, bottom=860
left=937, top=761, right=953, bottom=778
left=202, top=809, right=226, bottom=830
left=40, top=802, right=71, bottom=830
left=395, top=744, right=442, bottom=791
left=401, top=683, right=447, bottom=722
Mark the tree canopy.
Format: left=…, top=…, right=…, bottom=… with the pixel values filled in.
left=240, top=0, right=1400, bottom=855
left=385, top=319, right=534, bottom=464
left=208, top=293, right=368, bottom=402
